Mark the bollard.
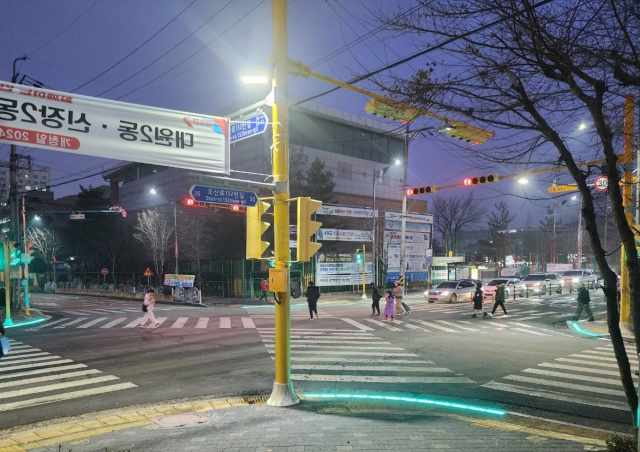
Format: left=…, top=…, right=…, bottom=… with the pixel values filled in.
left=569, top=282, right=572, bottom=294
left=526, top=284, right=529, bottom=298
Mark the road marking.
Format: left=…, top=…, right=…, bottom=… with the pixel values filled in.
left=0, top=364, right=88, bottom=381
left=100, top=318, right=127, bottom=328
left=286, top=334, right=382, bottom=340
left=292, top=374, right=475, bottom=383
left=220, top=317, right=231, bottom=329
left=523, top=368, right=623, bottom=385
left=437, top=320, right=480, bottom=331
left=241, top=317, right=256, bottom=328
left=556, top=358, right=620, bottom=368
left=62, top=310, right=90, bottom=316
left=503, top=375, right=625, bottom=396
left=53, top=318, right=87, bottom=329
left=195, top=317, right=209, bottom=329
left=569, top=353, right=625, bottom=363
left=365, top=319, right=402, bottom=331
left=0, top=352, right=51, bottom=361
left=482, top=381, right=628, bottom=410
left=263, top=338, right=390, bottom=345
left=258, top=328, right=369, bottom=333
left=0, top=383, right=138, bottom=412
left=264, top=343, right=404, bottom=351
left=124, top=318, right=144, bottom=328
left=77, top=317, right=108, bottom=328
left=0, top=356, right=63, bottom=367
left=507, top=327, right=549, bottom=336
left=413, top=320, right=457, bottom=332
left=0, top=375, right=121, bottom=400
left=32, top=318, right=70, bottom=329
left=171, top=317, right=189, bottom=328
left=288, top=357, right=433, bottom=364
left=340, top=318, right=374, bottom=331
left=266, top=349, right=419, bottom=357
left=538, top=362, right=620, bottom=376
left=0, top=369, right=103, bottom=389
left=0, top=359, right=75, bottom=372
left=391, top=320, right=430, bottom=332
left=292, top=364, right=454, bottom=372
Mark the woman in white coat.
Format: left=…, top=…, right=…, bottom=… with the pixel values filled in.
left=140, top=289, right=160, bottom=328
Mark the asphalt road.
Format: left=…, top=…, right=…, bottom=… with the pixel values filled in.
left=2, top=289, right=632, bottom=434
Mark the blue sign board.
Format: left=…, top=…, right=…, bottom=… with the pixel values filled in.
left=189, top=185, right=258, bottom=207
left=230, top=111, right=268, bottom=143
left=386, top=271, right=429, bottom=283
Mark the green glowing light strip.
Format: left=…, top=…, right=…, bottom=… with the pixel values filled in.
left=5, top=318, right=46, bottom=328
left=303, top=393, right=505, bottom=416
left=568, top=321, right=608, bottom=337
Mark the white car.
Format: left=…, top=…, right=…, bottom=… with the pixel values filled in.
left=521, top=273, right=563, bottom=295
left=426, top=280, right=476, bottom=303
left=483, top=279, right=526, bottom=299
left=561, top=270, right=597, bottom=290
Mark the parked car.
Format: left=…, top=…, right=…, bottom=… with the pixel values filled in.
left=425, top=280, right=476, bottom=303
left=483, top=278, right=526, bottom=299
left=521, top=273, right=563, bottom=295
left=561, top=270, right=597, bottom=289
left=593, top=272, right=604, bottom=288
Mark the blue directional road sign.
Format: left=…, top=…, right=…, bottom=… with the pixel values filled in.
left=189, top=185, right=258, bottom=207
left=230, top=111, right=269, bottom=143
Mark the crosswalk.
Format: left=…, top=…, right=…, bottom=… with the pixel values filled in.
left=482, top=344, right=633, bottom=411
left=29, top=316, right=261, bottom=331
left=258, top=328, right=475, bottom=385
left=0, top=339, right=136, bottom=412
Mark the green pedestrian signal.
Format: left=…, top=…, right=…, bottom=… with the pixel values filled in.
left=355, top=249, right=363, bottom=264
left=9, top=242, right=21, bottom=266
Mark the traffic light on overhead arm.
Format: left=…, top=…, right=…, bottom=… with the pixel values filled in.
left=246, top=201, right=271, bottom=259
left=443, top=123, right=495, bottom=145
left=365, top=98, right=418, bottom=123
left=407, top=185, right=438, bottom=196
left=356, top=249, right=364, bottom=264
left=463, top=174, right=500, bottom=186
left=296, top=197, right=322, bottom=262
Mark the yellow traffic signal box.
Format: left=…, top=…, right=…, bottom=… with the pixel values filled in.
left=296, top=197, right=322, bottom=261
left=246, top=201, right=271, bottom=259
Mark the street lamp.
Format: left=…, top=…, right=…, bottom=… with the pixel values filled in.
left=149, top=188, right=179, bottom=274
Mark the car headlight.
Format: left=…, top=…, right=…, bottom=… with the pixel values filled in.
left=572, top=277, right=579, bottom=283
left=441, top=291, right=449, bottom=296
left=532, top=282, right=540, bottom=286
left=424, top=291, right=429, bottom=296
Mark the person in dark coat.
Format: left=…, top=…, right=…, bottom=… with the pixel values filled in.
left=572, top=283, right=594, bottom=321
left=305, top=281, right=321, bottom=320
left=491, top=282, right=508, bottom=317
left=370, top=283, right=382, bottom=316
left=0, top=319, right=5, bottom=358
left=472, top=283, right=490, bottom=318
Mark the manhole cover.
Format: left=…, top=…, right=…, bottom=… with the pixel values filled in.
left=150, top=412, right=212, bottom=428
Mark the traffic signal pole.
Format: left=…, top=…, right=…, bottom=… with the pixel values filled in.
left=399, top=124, right=409, bottom=294
left=619, top=94, right=635, bottom=327
left=21, top=194, right=30, bottom=317
left=267, top=0, right=298, bottom=407
left=3, top=241, right=11, bottom=326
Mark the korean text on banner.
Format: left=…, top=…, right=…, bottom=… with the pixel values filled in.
left=0, top=82, right=230, bottom=174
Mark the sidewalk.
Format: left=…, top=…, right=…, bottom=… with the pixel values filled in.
left=0, top=394, right=621, bottom=452
left=1, top=308, right=49, bottom=330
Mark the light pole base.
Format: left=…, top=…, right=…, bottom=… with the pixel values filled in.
left=267, top=381, right=300, bottom=407
left=361, top=294, right=368, bottom=299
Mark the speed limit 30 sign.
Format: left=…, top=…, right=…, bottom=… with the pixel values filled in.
left=594, top=175, right=608, bottom=192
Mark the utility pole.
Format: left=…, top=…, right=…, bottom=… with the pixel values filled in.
left=173, top=200, right=178, bottom=274
left=399, top=124, right=409, bottom=294
left=576, top=194, right=583, bottom=269
left=619, top=94, right=635, bottom=328
left=10, top=56, right=27, bottom=309
left=21, top=195, right=30, bottom=317
left=267, top=0, right=297, bottom=407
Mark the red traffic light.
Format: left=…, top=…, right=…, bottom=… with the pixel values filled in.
left=463, top=177, right=479, bottom=186
left=184, top=198, right=195, bottom=206
left=231, top=205, right=240, bottom=212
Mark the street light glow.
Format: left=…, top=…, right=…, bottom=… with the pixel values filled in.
left=241, top=75, right=269, bottom=84
left=149, top=188, right=157, bottom=195
left=578, top=122, right=587, bottom=130
left=395, top=158, right=401, bottom=166
left=518, top=177, right=529, bottom=185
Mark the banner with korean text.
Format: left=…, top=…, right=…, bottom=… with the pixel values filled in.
left=316, top=229, right=372, bottom=242
left=0, top=82, right=230, bottom=174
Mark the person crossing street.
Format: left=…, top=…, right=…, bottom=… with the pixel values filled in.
left=572, top=282, right=594, bottom=321
left=491, top=281, right=508, bottom=318
left=259, top=279, right=269, bottom=302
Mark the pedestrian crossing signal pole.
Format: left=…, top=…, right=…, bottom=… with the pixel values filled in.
left=267, top=0, right=299, bottom=407
left=3, top=240, right=12, bottom=326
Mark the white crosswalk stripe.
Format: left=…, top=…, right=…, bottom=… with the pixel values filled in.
left=259, top=329, right=475, bottom=385
left=482, top=345, right=636, bottom=411
left=0, top=340, right=136, bottom=412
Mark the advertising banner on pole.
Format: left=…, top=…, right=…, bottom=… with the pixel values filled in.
left=164, top=274, right=196, bottom=287
left=316, top=273, right=373, bottom=286
left=316, top=205, right=377, bottom=218
left=317, top=229, right=372, bottom=242
left=0, top=82, right=230, bottom=174
left=384, top=211, right=433, bottom=224
left=384, top=220, right=432, bottom=233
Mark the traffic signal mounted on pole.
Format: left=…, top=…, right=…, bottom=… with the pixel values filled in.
left=407, top=185, right=438, bottom=196
left=296, top=197, right=322, bottom=262
left=463, top=174, right=500, bottom=186
left=9, top=242, right=21, bottom=266
left=355, top=249, right=364, bottom=264
left=365, top=98, right=418, bottom=123
left=246, top=200, right=271, bottom=259
left=443, top=124, right=495, bottom=145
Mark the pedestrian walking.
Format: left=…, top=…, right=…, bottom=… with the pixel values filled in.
left=472, top=283, right=490, bottom=318
left=305, top=280, right=320, bottom=320
left=140, top=289, right=160, bottom=328
left=491, top=282, right=508, bottom=317
left=393, top=280, right=406, bottom=315
left=383, top=291, right=395, bottom=321
left=259, top=279, right=269, bottom=302
left=572, top=282, right=594, bottom=321
left=0, top=319, right=5, bottom=359
left=370, top=282, right=381, bottom=316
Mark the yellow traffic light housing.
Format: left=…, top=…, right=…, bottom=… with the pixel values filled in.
left=407, top=185, right=438, bottom=196
left=246, top=201, right=271, bottom=259
left=463, top=174, right=500, bottom=186
left=444, top=123, right=495, bottom=145
left=296, top=197, right=322, bottom=261
left=365, top=98, right=419, bottom=123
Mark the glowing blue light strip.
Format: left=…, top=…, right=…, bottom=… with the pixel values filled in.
left=303, top=393, right=505, bottom=416
left=568, top=321, right=608, bottom=337
left=5, top=318, right=46, bottom=328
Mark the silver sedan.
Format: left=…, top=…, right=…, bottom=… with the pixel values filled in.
left=482, top=279, right=526, bottom=299
left=425, top=280, right=476, bottom=303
